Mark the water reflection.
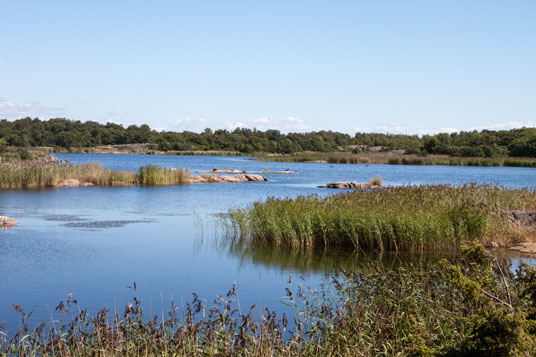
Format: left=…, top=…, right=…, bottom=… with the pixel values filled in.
left=217, top=234, right=536, bottom=275
left=220, top=240, right=465, bottom=274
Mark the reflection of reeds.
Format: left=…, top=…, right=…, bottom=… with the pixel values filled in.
left=0, top=162, right=190, bottom=188
left=227, top=184, right=536, bottom=251
left=254, top=152, right=536, bottom=167
left=222, top=240, right=458, bottom=273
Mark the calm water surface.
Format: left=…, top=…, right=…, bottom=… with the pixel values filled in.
left=0, top=154, right=535, bottom=332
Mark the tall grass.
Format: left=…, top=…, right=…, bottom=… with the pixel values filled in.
left=2, top=246, right=536, bottom=355
left=137, top=164, right=190, bottom=185
left=227, top=184, right=536, bottom=251
left=0, top=162, right=190, bottom=188
left=255, top=152, right=536, bottom=167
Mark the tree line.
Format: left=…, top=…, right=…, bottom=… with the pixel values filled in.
left=1, top=117, right=536, bottom=157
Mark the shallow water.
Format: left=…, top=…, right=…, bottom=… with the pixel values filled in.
left=0, top=154, right=535, bottom=333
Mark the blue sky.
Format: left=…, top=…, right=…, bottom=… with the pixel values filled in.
left=1, top=1, right=535, bottom=134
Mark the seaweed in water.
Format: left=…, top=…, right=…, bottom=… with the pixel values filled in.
left=61, top=219, right=155, bottom=229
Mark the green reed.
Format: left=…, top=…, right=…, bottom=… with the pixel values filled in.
left=255, top=152, right=536, bottom=167
left=227, top=184, right=536, bottom=250
left=0, top=162, right=190, bottom=188
left=137, top=164, right=190, bottom=185
left=2, top=246, right=535, bottom=355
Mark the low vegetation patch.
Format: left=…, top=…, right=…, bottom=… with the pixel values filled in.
left=227, top=184, right=536, bottom=250
left=368, top=175, right=383, bottom=187
left=1, top=246, right=536, bottom=355
left=137, top=164, right=190, bottom=185
left=0, top=162, right=190, bottom=188
left=255, top=152, right=536, bottom=167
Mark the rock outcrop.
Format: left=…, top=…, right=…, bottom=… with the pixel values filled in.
left=242, top=174, right=268, bottom=182
left=56, top=179, right=95, bottom=187
left=0, top=216, right=18, bottom=227
left=509, top=210, right=536, bottom=225
left=321, top=181, right=380, bottom=189
left=39, top=154, right=63, bottom=163
left=510, top=242, right=536, bottom=254
left=57, top=179, right=81, bottom=187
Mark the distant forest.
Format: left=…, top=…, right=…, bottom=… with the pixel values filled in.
left=1, top=117, right=536, bottom=157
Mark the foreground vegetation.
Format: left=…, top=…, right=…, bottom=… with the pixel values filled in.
left=1, top=246, right=536, bottom=355
left=2, top=117, right=536, bottom=157
left=227, top=185, right=536, bottom=250
left=0, top=162, right=189, bottom=188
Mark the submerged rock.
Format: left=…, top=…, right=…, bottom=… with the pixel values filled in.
left=190, top=174, right=268, bottom=183
left=0, top=216, right=18, bottom=227
left=212, top=169, right=244, bottom=174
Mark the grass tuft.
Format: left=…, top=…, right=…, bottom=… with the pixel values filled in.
left=368, top=175, right=383, bottom=187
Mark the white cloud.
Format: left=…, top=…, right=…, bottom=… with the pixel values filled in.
left=107, top=110, right=127, bottom=117
left=250, top=117, right=270, bottom=124
left=353, top=121, right=536, bottom=136
left=469, top=121, right=535, bottom=131
left=176, top=117, right=207, bottom=124
left=225, top=121, right=246, bottom=129
left=0, top=98, right=65, bottom=119
left=354, top=125, right=461, bottom=136
left=242, top=116, right=309, bottom=132
left=161, top=116, right=312, bottom=133
left=171, top=117, right=209, bottom=131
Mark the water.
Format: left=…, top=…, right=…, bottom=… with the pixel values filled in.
left=0, top=154, right=535, bottom=333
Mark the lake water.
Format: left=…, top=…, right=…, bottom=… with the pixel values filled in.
left=0, top=154, right=535, bottom=333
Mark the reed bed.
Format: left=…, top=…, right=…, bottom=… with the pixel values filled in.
left=137, top=164, right=190, bottom=185
left=255, top=152, right=536, bottom=167
left=227, top=184, right=536, bottom=251
left=0, top=162, right=190, bottom=188
left=2, top=246, right=535, bottom=355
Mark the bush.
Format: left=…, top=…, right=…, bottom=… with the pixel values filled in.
left=368, top=175, right=383, bottom=187
left=17, top=148, right=34, bottom=160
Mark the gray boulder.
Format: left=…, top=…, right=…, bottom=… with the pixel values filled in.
left=509, top=210, right=536, bottom=225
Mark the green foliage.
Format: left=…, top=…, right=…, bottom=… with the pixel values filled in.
left=1, top=117, right=536, bottom=157
left=0, top=138, right=6, bottom=154
left=441, top=245, right=536, bottom=355
left=16, top=148, right=34, bottom=160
